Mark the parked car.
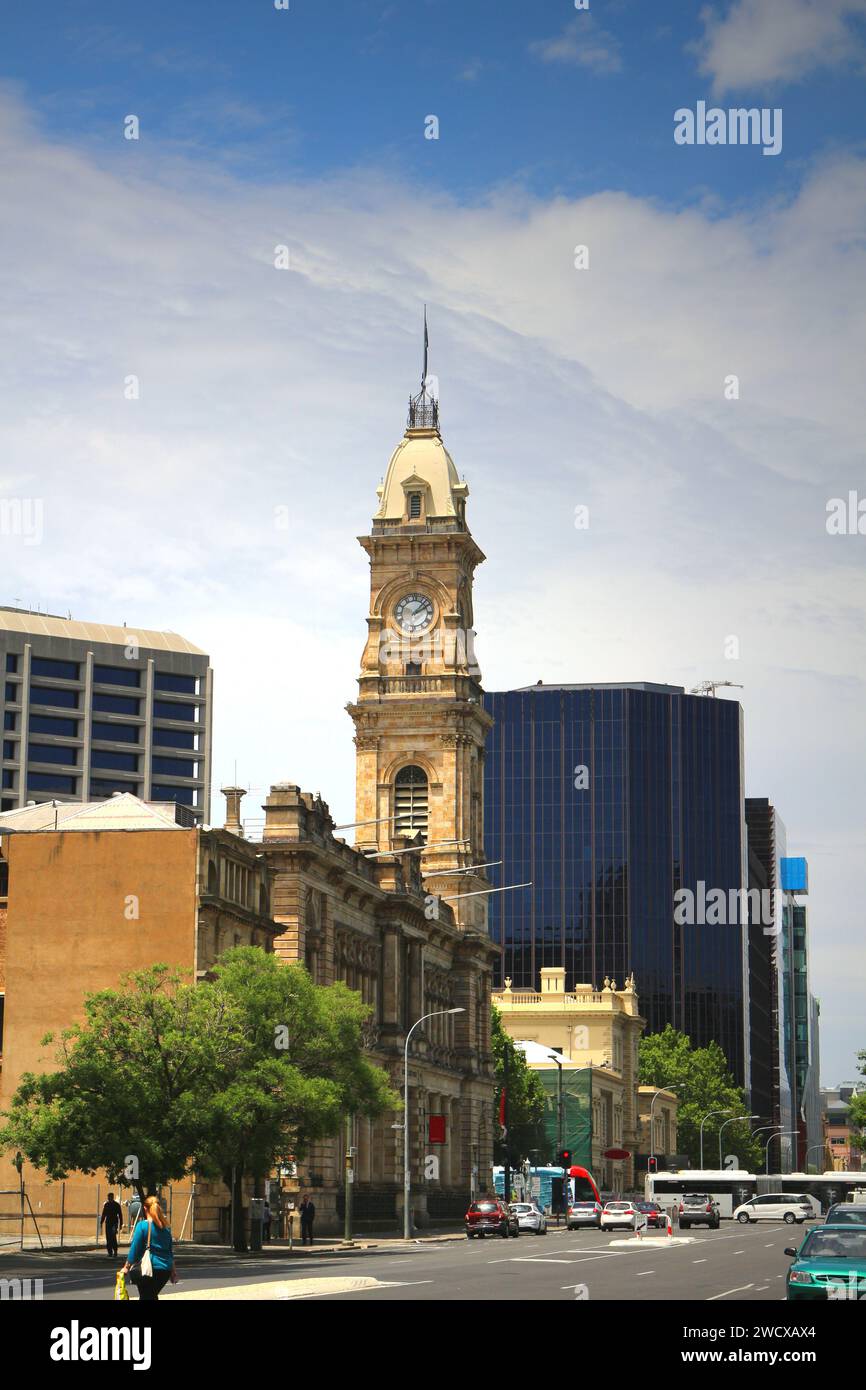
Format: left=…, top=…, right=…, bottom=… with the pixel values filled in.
left=825, top=1204, right=866, bottom=1226
left=600, top=1201, right=639, bottom=1232
left=567, top=1200, right=603, bottom=1230
left=465, top=1198, right=520, bottom=1239
left=636, top=1200, right=664, bottom=1229
left=678, top=1194, right=721, bottom=1230
left=785, top=1225, right=866, bottom=1300
left=509, top=1202, right=547, bottom=1235
left=734, top=1194, right=810, bottom=1225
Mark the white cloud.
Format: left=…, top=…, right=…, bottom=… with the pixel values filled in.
left=697, top=0, right=866, bottom=94
left=0, top=91, right=864, bottom=1080
left=529, top=17, right=623, bottom=73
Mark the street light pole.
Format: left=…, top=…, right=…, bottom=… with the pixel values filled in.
left=700, top=1109, right=731, bottom=1169
left=648, top=1086, right=677, bottom=1168
left=804, top=1143, right=825, bottom=1173
left=718, top=1114, right=759, bottom=1170
left=764, top=1130, right=799, bottom=1175
left=403, top=1007, right=465, bottom=1240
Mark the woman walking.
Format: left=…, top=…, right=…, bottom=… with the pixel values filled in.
left=122, top=1195, right=179, bottom=1301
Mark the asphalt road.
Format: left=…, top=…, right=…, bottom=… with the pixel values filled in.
left=2, top=1220, right=809, bottom=1301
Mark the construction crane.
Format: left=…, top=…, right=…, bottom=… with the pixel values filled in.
left=690, top=680, right=744, bottom=697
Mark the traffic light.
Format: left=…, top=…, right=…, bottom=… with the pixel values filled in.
left=558, top=1149, right=572, bottom=1170
left=647, top=1156, right=658, bottom=1174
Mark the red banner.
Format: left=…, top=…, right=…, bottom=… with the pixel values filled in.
left=429, top=1114, right=446, bottom=1145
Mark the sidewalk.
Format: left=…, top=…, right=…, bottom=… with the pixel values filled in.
left=1, top=1227, right=468, bottom=1261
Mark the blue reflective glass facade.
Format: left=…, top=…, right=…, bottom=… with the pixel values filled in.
left=484, top=683, right=748, bottom=1082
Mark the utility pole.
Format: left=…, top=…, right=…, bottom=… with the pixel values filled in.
left=343, top=1114, right=354, bottom=1243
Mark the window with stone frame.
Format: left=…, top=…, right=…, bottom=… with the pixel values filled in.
left=336, top=928, right=381, bottom=1035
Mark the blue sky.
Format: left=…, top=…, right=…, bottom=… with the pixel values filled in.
left=1, top=1, right=865, bottom=1086
left=5, top=0, right=864, bottom=203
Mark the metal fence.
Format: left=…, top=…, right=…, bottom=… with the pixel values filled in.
left=0, top=1181, right=196, bottom=1250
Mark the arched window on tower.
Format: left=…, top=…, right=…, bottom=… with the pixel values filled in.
left=394, top=764, right=429, bottom=842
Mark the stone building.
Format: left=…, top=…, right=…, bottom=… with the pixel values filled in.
left=255, top=782, right=494, bottom=1231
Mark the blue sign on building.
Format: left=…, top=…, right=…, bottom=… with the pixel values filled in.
left=780, top=857, right=809, bottom=895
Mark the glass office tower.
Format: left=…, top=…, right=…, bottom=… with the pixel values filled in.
left=483, top=683, right=748, bottom=1085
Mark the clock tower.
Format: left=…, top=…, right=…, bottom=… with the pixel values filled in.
left=347, top=359, right=493, bottom=933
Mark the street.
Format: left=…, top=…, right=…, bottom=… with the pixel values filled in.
left=2, top=1220, right=807, bottom=1302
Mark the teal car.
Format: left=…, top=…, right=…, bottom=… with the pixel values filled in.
left=785, top=1224, right=866, bottom=1300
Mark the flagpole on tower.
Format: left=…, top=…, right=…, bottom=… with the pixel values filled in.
left=422, top=304, right=428, bottom=390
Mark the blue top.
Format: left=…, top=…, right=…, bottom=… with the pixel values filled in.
left=128, top=1218, right=174, bottom=1273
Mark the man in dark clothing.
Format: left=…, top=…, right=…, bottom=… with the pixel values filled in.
left=299, top=1196, right=316, bottom=1246
left=100, top=1193, right=123, bottom=1257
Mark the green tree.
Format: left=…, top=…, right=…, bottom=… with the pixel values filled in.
left=639, top=1025, right=763, bottom=1172
left=847, top=1049, right=866, bottom=1153
left=491, top=1006, right=547, bottom=1181
left=0, top=949, right=399, bottom=1248
left=202, top=948, right=399, bottom=1244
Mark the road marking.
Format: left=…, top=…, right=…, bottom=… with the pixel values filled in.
left=635, top=1271, right=655, bottom=1276
left=734, top=1249, right=745, bottom=1254
left=165, top=1276, right=434, bottom=1302
left=692, top=1259, right=708, bottom=1264
left=509, top=1257, right=574, bottom=1264
left=765, top=1243, right=775, bottom=1247
left=707, top=1283, right=754, bottom=1301
left=755, top=1285, right=769, bottom=1291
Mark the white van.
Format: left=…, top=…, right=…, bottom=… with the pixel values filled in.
left=785, top=1192, right=822, bottom=1219
left=733, top=1193, right=811, bottom=1225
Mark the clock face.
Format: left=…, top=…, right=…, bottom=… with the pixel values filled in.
left=395, top=592, right=434, bottom=633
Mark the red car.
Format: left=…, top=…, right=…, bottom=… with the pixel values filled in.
left=465, top=1198, right=520, bottom=1239
left=636, top=1201, right=664, bottom=1229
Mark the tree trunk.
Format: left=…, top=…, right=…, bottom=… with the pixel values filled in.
left=231, top=1169, right=247, bottom=1251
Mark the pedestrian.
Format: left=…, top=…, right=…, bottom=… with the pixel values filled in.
left=262, top=1201, right=272, bottom=1243
left=299, top=1194, right=316, bottom=1246
left=100, top=1192, right=123, bottom=1258
left=126, top=1193, right=142, bottom=1230
left=122, top=1195, right=179, bottom=1301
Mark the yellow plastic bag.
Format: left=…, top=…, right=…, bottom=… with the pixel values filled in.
left=114, top=1270, right=130, bottom=1301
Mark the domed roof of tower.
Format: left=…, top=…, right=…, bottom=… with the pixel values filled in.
left=374, top=420, right=468, bottom=526
left=374, top=311, right=469, bottom=529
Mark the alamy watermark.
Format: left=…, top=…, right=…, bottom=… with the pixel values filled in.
left=379, top=626, right=480, bottom=675
left=674, top=881, right=782, bottom=935
left=674, top=102, right=782, bottom=157
left=1, top=1277, right=43, bottom=1300
left=0, top=497, right=43, bottom=546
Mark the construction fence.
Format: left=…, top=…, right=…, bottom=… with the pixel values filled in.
left=0, top=1179, right=197, bottom=1251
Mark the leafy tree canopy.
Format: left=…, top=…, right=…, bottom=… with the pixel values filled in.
left=639, top=1024, right=764, bottom=1172
left=491, top=1006, right=547, bottom=1168
left=848, top=1049, right=866, bottom=1150
left=0, top=949, right=399, bottom=1203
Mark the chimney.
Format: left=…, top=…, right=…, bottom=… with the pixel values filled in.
left=221, top=785, right=245, bottom=838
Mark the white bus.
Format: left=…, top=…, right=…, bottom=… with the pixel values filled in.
left=756, top=1172, right=866, bottom=1214
left=646, top=1169, right=866, bottom=1218
left=644, top=1169, right=756, bottom=1219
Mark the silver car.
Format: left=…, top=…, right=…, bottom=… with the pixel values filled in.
left=509, top=1202, right=548, bottom=1235
left=567, top=1200, right=602, bottom=1229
